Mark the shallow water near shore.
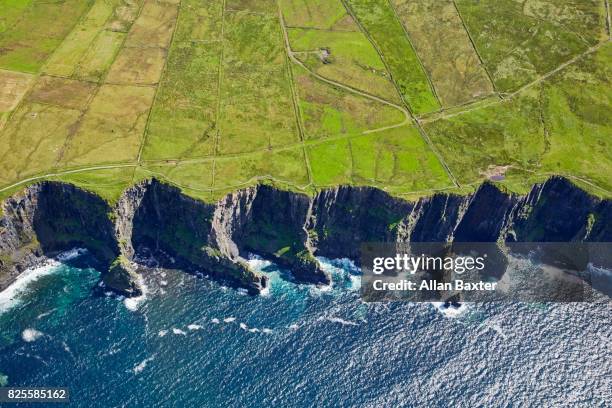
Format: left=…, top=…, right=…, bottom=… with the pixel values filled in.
left=0, top=253, right=610, bottom=407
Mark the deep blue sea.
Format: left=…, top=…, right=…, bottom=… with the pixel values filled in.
left=0, top=251, right=610, bottom=407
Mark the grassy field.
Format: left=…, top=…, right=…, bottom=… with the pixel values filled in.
left=455, top=0, right=608, bottom=92
left=0, top=0, right=93, bottom=72
left=288, top=28, right=401, bottom=102
left=425, top=42, right=611, bottom=195
left=0, top=0, right=609, bottom=203
left=294, top=65, right=405, bottom=140
left=390, top=0, right=494, bottom=107
left=280, top=0, right=351, bottom=30
left=0, top=70, right=33, bottom=113
left=343, top=0, right=441, bottom=115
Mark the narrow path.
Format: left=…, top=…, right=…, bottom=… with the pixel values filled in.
left=0, top=164, right=138, bottom=193
left=521, top=168, right=611, bottom=196
left=280, top=23, right=411, bottom=128
left=419, top=40, right=609, bottom=124
left=606, top=0, right=611, bottom=40
left=277, top=2, right=314, bottom=185
left=509, top=41, right=607, bottom=98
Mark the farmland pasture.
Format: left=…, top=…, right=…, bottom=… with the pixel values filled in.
left=0, top=0, right=93, bottom=72
left=390, top=0, right=494, bottom=107
left=343, top=0, right=441, bottom=115
left=280, top=0, right=350, bottom=30
left=294, top=66, right=405, bottom=140
left=0, top=0, right=609, bottom=203
left=288, top=28, right=401, bottom=102
left=455, top=0, right=608, bottom=92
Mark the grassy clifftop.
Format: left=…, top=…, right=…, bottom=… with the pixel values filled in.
left=0, top=0, right=610, bottom=205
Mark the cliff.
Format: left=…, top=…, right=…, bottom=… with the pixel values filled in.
left=0, top=177, right=609, bottom=296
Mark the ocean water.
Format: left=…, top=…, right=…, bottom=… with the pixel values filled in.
left=0, top=252, right=610, bottom=407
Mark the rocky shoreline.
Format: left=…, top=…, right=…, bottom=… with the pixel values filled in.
left=0, top=177, right=610, bottom=296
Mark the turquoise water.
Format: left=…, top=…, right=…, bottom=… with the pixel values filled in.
left=0, top=253, right=610, bottom=407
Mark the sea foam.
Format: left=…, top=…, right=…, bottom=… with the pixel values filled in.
left=133, top=355, right=155, bottom=374
left=22, top=328, right=44, bottom=342
left=320, top=316, right=359, bottom=326
left=0, top=249, right=87, bottom=314
left=123, top=273, right=147, bottom=312
left=431, top=302, right=468, bottom=318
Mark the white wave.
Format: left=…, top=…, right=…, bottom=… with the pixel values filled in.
left=309, top=283, right=332, bottom=296
left=158, top=330, right=168, bottom=337
left=318, top=257, right=359, bottom=273
left=172, top=328, right=187, bottom=335
left=22, top=328, right=44, bottom=342
left=133, top=355, right=155, bottom=374
left=248, top=328, right=260, bottom=333
left=0, top=256, right=68, bottom=314
left=124, top=274, right=147, bottom=312
left=211, top=318, right=220, bottom=324
left=259, top=283, right=271, bottom=297
left=36, top=308, right=56, bottom=320
left=61, top=341, right=72, bottom=356
left=187, top=324, right=203, bottom=331
left=486, top=323, right=508, bottom=340
left=320, top=316, right=359, bottom=326
left=237, top=288, right=248, bottom=296
left=348, top=275, right=361, bottom=291
left=160, top=280, right=168, bottom=287
left=55, top=248, right=88, bottom=262
left=223, top=317, right=236, bottom=323
left=239, top=323, right=248, bottom=330
left=431, top=302, right=468, bottom=318
left=0, top=248, right=86, bottom=315
left=246, top=255, right=273, bottom=271
left=288, top=324, right=299, bottom=330
left=262, top=328, right=273, bottom=334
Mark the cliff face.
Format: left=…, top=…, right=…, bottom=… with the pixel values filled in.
left=0, top=183, right=119, bottom=291
left=127, top=180, right=266, bottom=294
left=217, top=185, right=329, bottom=285
left=0, top=177, right=609, bottom=296
left=308, top=186, right=413, bottom=260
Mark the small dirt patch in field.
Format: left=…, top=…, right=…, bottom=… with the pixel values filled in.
left=28, top=75, right=96, bottom=110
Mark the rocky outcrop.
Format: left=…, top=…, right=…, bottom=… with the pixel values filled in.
left=0, top=176, right=609, bottom=296
left=0, top=182, right=119, bottom=291
left=128, top=180, right=266, bottom=294
left=215, top=185, right=329, bottom=285
left=307, top=186, right=413, bottom=261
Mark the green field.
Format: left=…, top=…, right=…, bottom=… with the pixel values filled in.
left=455, top=0, right=608, bottom=92
left=0, top=0, right=610, bottom=203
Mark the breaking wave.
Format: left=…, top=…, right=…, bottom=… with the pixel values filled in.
left=0, top=249, right=87, bottom=314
